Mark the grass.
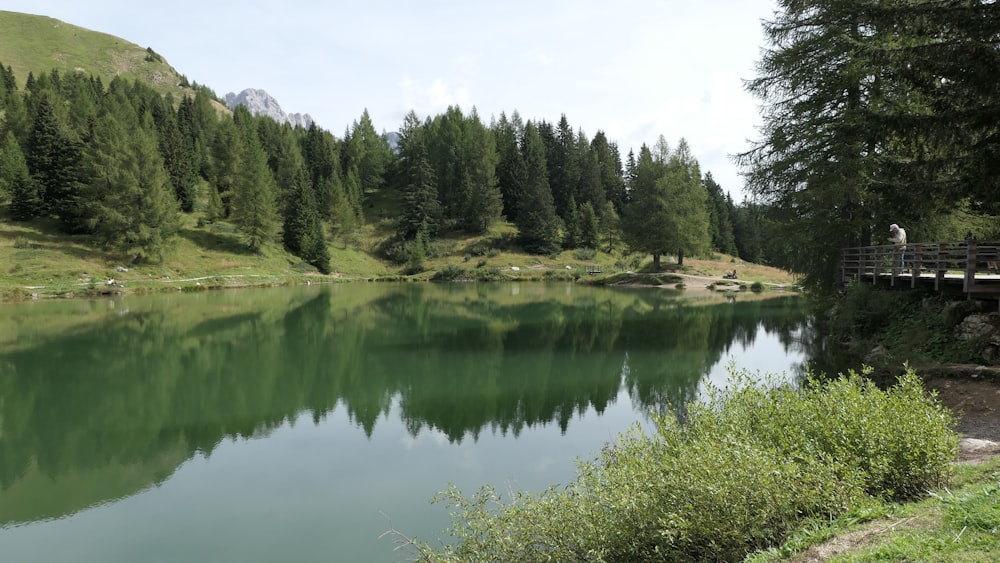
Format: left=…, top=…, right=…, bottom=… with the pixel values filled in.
left=750, top=456, right=1000, bottom=562
left=0, top=10, right=193, bottom=98
left=0, top=197, right=798, bottom=301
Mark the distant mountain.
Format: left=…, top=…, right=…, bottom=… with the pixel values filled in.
left=225, top=89, right=314, bottom=129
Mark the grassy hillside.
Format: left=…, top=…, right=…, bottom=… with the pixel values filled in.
left=0, top=10, right=191, bottom=99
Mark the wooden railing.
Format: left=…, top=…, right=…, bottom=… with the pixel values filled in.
left=841, top=241, right=1000, bottom=295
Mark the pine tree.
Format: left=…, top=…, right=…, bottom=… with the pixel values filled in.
left=25, top=94, right=84, bottom=229
left=81, top=113, right=179, bottom=262
left=283, top=167, right=329, bottom=273
left=458, top=108, right=502, bottom=233
left=591, top=131, right=626, bottom=214
left=492, top=112, right=527, bottom=223
left=660, top=140, right=711, bottom=266
left=231, top=106, right=279, bottom=253
left=208, top=117, right=241, bottom=218
left=600, top=200, right=620, bottom=252
left=563, top=195, right=581, bottom=249
left=516, top=122, right=561, bottom=254
left=1, top=131, right=40, bottom=220
left=150, top=95, right=196, bottom=212
left=704, top=172, right=737, bottom=255
left=579, top=201, right=599, bottom=250
left=622, top=145, right=672, bottom=270
left=397, top=111, right=442, bottom=239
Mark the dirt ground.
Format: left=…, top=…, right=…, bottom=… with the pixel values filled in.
left=923, top=374, right=1000, bottom=460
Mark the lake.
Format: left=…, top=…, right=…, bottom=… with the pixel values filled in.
left=0, top=282, right=811, bottom=562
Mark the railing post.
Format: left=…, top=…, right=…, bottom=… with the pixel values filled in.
left=965, top=241, right=977, bottom=293
left=936, top=243, right=947, bottom=290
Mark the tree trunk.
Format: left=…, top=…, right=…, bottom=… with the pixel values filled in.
left=652, top=253, right=661, bottom=271
left=678, top=249, right=685, bottom=266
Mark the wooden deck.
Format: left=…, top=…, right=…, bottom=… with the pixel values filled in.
left=841, top=241, right=1000, bottom=302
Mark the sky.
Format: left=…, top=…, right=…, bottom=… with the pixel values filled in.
left=4, top=1, right=778, bottom=199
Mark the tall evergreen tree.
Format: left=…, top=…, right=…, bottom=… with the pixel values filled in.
left=231, top=106, right=279, bottom=253
left=80, top=113, right=180, bottom=262
left=579, top=201, right=599, bottom=250
left=208, top=117, right=242, bottom=218
left=457, top=108, right=502, bottom=233
left=704, top=172, right=737, bottom=255
left=492, top=112, right=527, bottom=222
left=1, top=131, right=40, bottom=220
left=396, top=111, right=442, bottom=239
left=547, top=114, right=580, bottom=220
left=575, top=133, right=604, bottom=213
left=25, top=94, right=84, bottom=229
left=283, top=167, right=330, bottom=273
left=591, top=131, right=626, bottom=214
left=343, top=109, right=391, bottom=199
left=516, top=122, right=561, bottom=254
left=622, top=145, right=672, bottom=270
left=150, top=94, right=196, bottom=212
left=660, top=140, right=711, bottom=265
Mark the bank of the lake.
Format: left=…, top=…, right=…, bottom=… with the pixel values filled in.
left=0, top=213, right=798, bottom=303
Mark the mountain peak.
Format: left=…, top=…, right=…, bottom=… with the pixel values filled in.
left=224, top=88, right=314, bottom=129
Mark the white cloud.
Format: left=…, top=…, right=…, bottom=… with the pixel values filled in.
left=398, top=77, right=472, bottom=120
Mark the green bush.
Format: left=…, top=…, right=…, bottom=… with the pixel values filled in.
left=415, top=367, right=957, bottom=562
left=702, top=367, right=957, bottom=500
left=431, top=265, right=471, bottom=282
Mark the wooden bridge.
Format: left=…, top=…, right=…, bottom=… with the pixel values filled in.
left=841, top=241, right=1000, bottom=304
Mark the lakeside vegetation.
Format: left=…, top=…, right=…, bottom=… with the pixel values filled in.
left=393, top=369, right=983, bottom=562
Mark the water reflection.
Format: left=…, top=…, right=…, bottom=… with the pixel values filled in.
left=0, top=283, right=809, bottom=528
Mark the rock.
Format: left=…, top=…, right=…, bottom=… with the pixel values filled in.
left=959, top=437, right=1000, bottom=455
left=225, top=89, right=314, bottom=129
left=865, top=345, right=891, bottom=365
left=954, top=313, right=1000, bottom=362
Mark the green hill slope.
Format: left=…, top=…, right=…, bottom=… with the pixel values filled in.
left=0, top=10, right=189, bottom=99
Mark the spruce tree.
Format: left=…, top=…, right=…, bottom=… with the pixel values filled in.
left=579, top=202, right=599, bottom=250
left=492, top=112, right=527, bottom=223
left=458, top=108, right=502, bottom=233
left=1, top=131, right=40, bottom=220
left=231, top=107, right=279, bottom=253
left=397, top=112, right=442, bottom=239
left=25, top=94, right=84, bottom=229
left=622, top=145, right=672, bottom=270
left=516, top=122, right=561, bottom=254
left=81, top=113, right=179, bottom=262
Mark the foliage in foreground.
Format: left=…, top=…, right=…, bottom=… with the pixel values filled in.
left=409, top=368, right=957, bottom=562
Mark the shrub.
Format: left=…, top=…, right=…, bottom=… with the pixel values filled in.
left=474, top=267, right=504, bottom=281
left=431, top=265, right=471, bottom=282
left=572, top=247, right=596, bottom=261
left=703, top=367, right=957, bottom=500
left=415, top=367, right=957, bottom=562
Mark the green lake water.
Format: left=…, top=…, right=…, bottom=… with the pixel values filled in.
left=0, top=282, right=812, bottom=562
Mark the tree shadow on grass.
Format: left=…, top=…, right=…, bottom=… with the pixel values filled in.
left=178, top=227, right=254, bottom=255
left=1, top=226, right=120, bottom=264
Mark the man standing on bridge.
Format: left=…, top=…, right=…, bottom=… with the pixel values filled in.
left=888, top=223, right=907, bottom=272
